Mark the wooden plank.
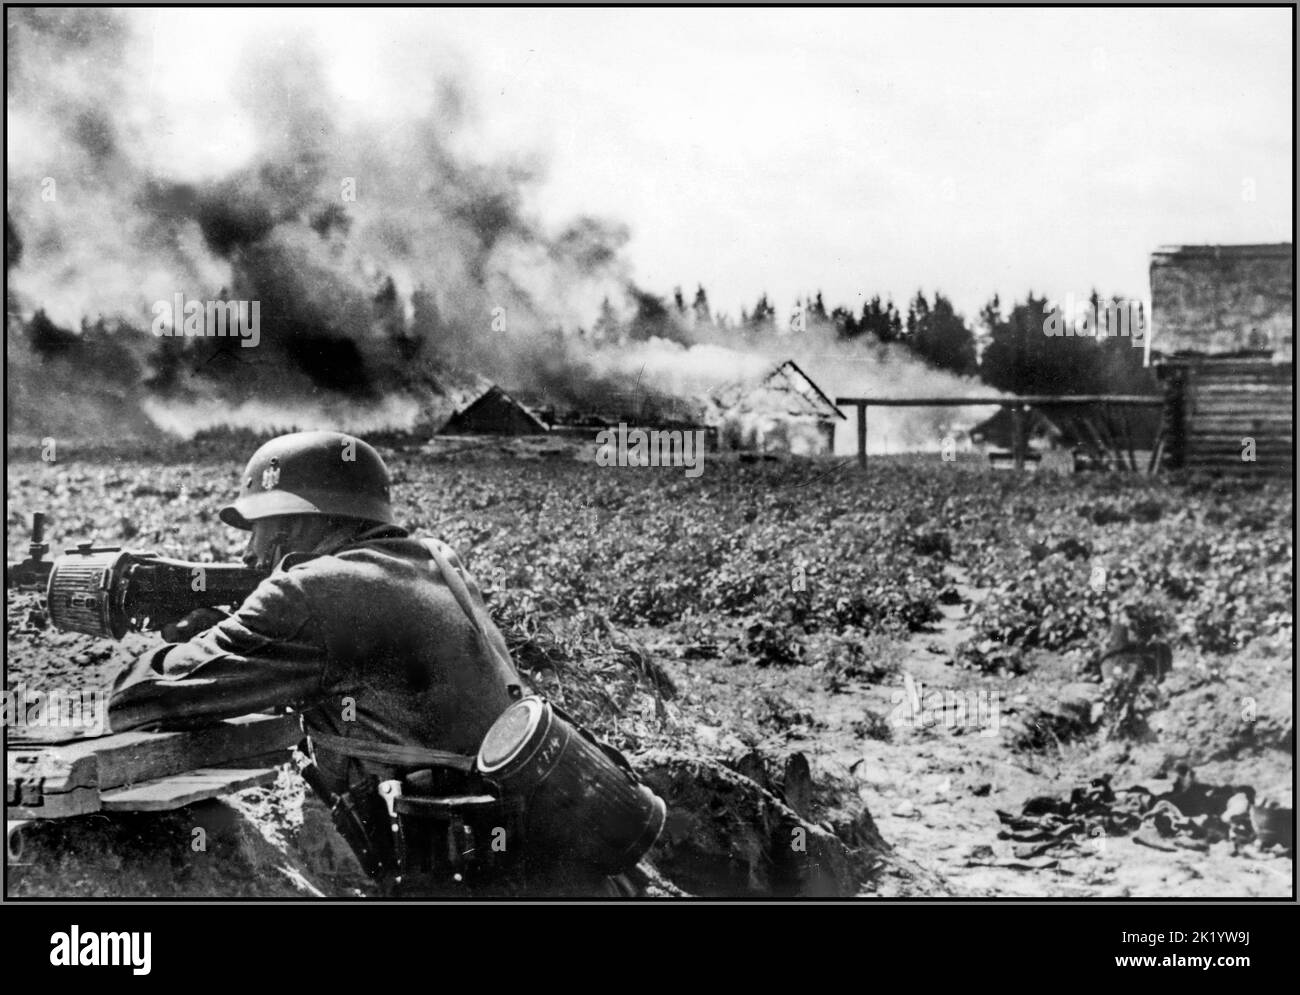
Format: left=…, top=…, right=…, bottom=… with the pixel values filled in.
left=1159, top=356, right=1289, bottom=371
left=93, top=714, right=300, bottom=789
left=1188, top=423, right=1294, bottom=431
left=1120, top=409, right=1139, bottom=471
left=1191, top=396, right=1293, bottom=404
left=1188, top=415, right=1293, bottom=424
left=1184, top=448, right=1295, bottom=455
left=1185, top=453, right=1294, bottom=459
left=1185, top=440, right=1293, bottom=446
left=100, top=768, right=279, bottom=812
left=1190, top=383, right=1293, bottom=393
left=1186, top=423, right=1295, bottom=430
left=6, top=714, right=300, bottom=820
left=1191, top=418, right=1294, bottom=426
left=835, top=395, right=1163, bottom=407
left=1190, top=401, right=1294, bottom=410
left=1197, top=394, right=1293, bottom=401
left=1191, top=407, right=1294, bottom=414
left=1189, top=431, right=1294, bottom=439
left=1147, top=428, right=1167, bottom=474
left=1185, top=428, right=1295, bottom=435
left=1185, top=441, right=1294, bottom=450
left=1186, top=440, right=1295, bottom=447
left=1184, top=463, right=1293, bottom=470
left=1192, top=386, right=1292, bottom=394
left=1187, top=406, right=1293, bottom=417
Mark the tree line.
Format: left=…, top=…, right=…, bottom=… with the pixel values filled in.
left=587, top=285, right=1158, bottom=396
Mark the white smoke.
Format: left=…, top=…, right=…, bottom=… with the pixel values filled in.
left=9, top=8, right=999, bottom=451
left=140, top=395, right=425, bottom=440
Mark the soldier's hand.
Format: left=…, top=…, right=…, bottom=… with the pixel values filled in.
left=160, top=608, right=229, bottom=643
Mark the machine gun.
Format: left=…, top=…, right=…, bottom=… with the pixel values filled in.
left=7, top=513, right=298, bottom=829
left=7, top=512, right=263, bottom=639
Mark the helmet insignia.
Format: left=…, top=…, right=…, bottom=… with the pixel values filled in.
left=261, top=459, right=281, bottom=490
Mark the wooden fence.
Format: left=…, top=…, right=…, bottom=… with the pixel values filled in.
left=833, top=395, right=1167, bottom=471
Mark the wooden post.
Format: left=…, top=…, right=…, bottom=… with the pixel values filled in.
left=1147, top=426, right=1167, bottom=475
left=856, top=402, right=867, bottom=470
left=1011, top=404, right=1025, bottom=471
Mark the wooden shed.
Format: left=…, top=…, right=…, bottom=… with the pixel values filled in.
left=711, top=359, right=846, bottom=455
left=1149, top=244, right=1293, bottom=475
left=439, top=385, right=549, bottom=435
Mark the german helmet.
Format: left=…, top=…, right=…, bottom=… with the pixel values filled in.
left=219, top=431, right=393, bottom=530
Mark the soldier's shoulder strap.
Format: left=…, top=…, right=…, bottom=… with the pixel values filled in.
left=420, top=538, right=521, bottom=676
left=419, top=539, right=486, bottom=633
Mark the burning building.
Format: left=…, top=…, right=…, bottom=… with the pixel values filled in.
left=710, top=360, right=846, bottom=456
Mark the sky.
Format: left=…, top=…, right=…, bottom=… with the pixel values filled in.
left=116, top=7, right=1296, bottom=323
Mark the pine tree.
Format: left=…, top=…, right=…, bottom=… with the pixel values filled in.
left=887, top=302, right=903, bottom=342
left=832, top=305, right=861, bottom=339
left=809, top=291, right=828, bottom=322
left=749, top=293, right=776, bottom=330
left=861, top=296, right=897, bottom=344
left=692, top=285, right=712, bottom=326
left=909, top=292, right=976, bottom=376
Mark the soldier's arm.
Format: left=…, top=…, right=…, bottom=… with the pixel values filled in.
left=106, top=571, right=327, bottom=733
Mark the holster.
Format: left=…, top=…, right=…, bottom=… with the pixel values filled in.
left=294, top=747, right=390, bottom=881
left=296, top=745, right=526, bottom=892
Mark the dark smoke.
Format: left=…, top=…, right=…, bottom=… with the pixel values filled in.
left=8, top=9, right=637, bottom=429
left=7, top=8, right=988, bottom=450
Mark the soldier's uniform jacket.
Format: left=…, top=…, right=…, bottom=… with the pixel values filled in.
left=108, top=526, right=522, bottom=796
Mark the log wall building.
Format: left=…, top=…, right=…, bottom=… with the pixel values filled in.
left=1150, top=244, right=1294, bottom=475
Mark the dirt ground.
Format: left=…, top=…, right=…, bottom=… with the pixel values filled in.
left=653, top=565, right=1292, bottom=897
left=5, top=451, right=1293, bottom=898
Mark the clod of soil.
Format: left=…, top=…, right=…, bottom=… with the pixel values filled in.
left=638, top=749, right=943, bottom=896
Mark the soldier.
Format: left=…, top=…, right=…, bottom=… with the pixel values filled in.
left=105, top=430, right=637, bottom=897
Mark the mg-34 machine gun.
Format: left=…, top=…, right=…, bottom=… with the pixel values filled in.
left=6, top=514, right=301, bottom=834
left=8, top=512, right=263, bottom=639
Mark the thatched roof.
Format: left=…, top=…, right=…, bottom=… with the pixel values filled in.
left=439, top=385, right=549, bottom=435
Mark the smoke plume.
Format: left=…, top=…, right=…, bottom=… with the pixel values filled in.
left=7, top=8, right=989, bottom=451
